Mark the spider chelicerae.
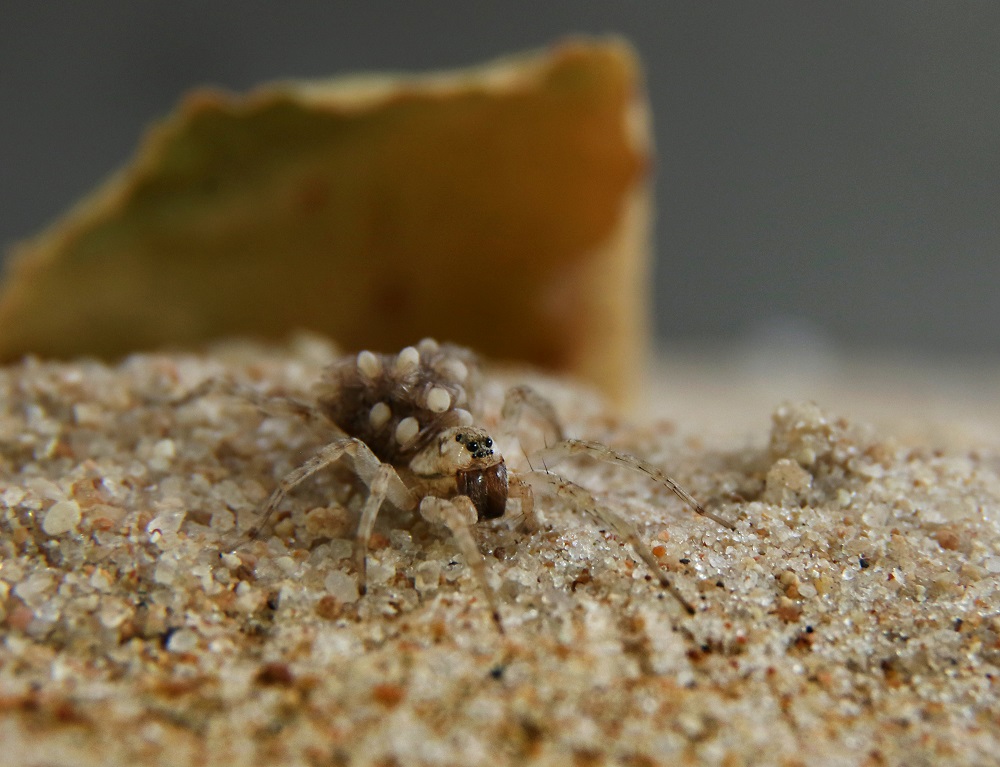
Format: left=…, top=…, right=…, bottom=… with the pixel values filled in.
left=226, top=339, right=734, bottom=631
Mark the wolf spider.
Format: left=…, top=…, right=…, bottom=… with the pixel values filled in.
left=236, top=339, right=733, bottom=631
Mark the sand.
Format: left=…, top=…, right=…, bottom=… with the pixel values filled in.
left=1, top=337, right=998, bottom=766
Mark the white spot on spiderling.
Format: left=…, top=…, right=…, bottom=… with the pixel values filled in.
left=357, top=350, right=381, bottom=378
left=425, top=387, right=451, bottom=413
left=369, top=402, right=391, bottom=429
left=454, top=408, right=473, bottom=426
left=417, top=337, right=439, bottom=354
left=394, top=346, right=420, bottom=375
left=395, top=416, right=420, bottom=445
left=441, top=359, right=468, bottom=382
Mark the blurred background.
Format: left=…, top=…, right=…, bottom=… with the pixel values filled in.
left=3, top=2, right=999, bottom=361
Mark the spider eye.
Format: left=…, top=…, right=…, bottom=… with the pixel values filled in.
left=455, top=434, right=463, bottom=443
left=484, top=437, right=493, bottom=448
left=467, top=441, right=478, bottom=452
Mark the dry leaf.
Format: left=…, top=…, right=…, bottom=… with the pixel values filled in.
left=0, top=38, right=651, bottom=402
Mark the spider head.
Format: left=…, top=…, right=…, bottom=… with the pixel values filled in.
left=410, top=426, right=508, bottom=520
left=449, top=427, right=508, bottom=519
left=412, top=425, right=495, bottom=470
left=409, top=426, right=501, bottom=475
left=451, top=427, right=496, bottom=462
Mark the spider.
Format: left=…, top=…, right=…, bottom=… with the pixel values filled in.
left=235, top=339, right=734, bottom=631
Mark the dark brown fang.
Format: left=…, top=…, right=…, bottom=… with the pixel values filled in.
left=456, top=461, right=508, bottom=520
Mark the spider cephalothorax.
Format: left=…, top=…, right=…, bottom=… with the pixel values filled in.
left=408, top=425, right=510, bottom=521
left=451, top=429, right=508, bottom=520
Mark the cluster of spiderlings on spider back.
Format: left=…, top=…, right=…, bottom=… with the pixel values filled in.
left=316, top=339, right=481, bottom=464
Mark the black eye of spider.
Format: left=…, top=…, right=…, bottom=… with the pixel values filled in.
left=455, top=434, right=463, bottom=443
left=467, top=441, right=479, bottom=452
left=484, top=437, right=493, bottom=448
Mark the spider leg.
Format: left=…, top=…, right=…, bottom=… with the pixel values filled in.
left=253, top=392, right=332, bottom=426
left=524, top=472, right=697, bottom=615
left=249, top=436, right=414, bottom=549
left=353, top=463, right=413, bottom=594
left=177, top=377, right=333, bottom=427
left=532, top=439, right=734, bottom=531
left=420, top=496, right=505, bottom=633
left=507, top=473, right=538, bottom=532
left=501, top=384, right=565, bottom=445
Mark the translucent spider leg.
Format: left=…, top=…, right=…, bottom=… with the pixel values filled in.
left=169, top=377, right=332, bottom=427
left=419, top=496, right=505, bottom=633
left=523, top=472, right=697, bottom=614
left=249, top=437, right=413, bottom=545
left=353, top=463, right=416, bottom=594
left=533, top=439, right=735, bottom=531
left=498, top=384, right=561, bottom=533
left=501, top=384, right=565, bottom=445
left=507, top=473, right=538, bottom=532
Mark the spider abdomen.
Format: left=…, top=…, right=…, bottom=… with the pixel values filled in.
left=316, top=339, right=478, bottom=463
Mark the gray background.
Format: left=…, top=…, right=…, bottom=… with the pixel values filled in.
left=3, top=3, right=999, bottom=356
